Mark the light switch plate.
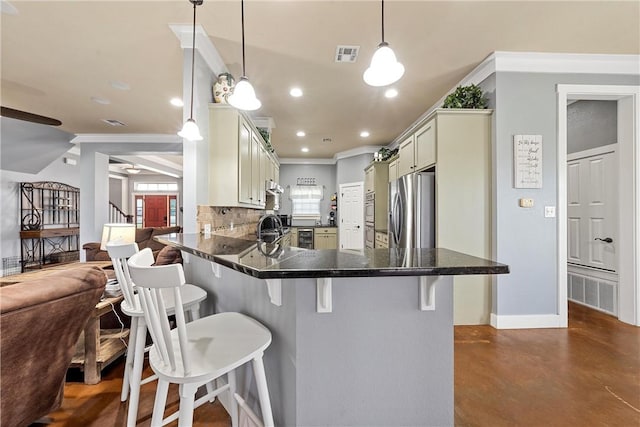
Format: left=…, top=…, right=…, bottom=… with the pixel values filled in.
left=544, top=206, right=556, bottom=218
left=204, top=224, right=211, bottom=233
left=519, top=198, right=534, bottom=208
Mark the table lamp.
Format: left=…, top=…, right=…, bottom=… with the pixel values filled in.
left=100, top=223, right=136, bottom=250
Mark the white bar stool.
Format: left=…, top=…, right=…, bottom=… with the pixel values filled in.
left=127, top=250, right=274, bottom=427
left=107, top=243, right=207, bottom=427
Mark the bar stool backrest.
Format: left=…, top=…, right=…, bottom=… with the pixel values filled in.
left=106, top=242, right=141, bottom=311
left=127, top=251, right=191, bottom=376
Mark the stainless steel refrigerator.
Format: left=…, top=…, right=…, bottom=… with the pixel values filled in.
left=388, top=172, right=435, bottom=249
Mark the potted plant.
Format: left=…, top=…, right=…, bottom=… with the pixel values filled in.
left=442, top=84, right=488, bottom=109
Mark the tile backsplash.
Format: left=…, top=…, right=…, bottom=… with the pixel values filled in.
left=197, top=206, right=262, bottom=238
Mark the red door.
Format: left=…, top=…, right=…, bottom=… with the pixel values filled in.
left=144, top=195, right=168, bottom=227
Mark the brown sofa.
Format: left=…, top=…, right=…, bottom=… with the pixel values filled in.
left=0, top=266, right=106, bottom=427
left=83, top=226, right=182, bottom=262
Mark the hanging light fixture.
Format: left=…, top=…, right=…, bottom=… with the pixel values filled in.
left=363, top=0, right=405, bottom=87
left=178, top=0, right=204, bottom=141
left=125, top=165, right=141, bottom=174
left=227, top=0, right=262, bottom=111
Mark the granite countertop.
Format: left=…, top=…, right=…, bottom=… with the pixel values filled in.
left=156, top=233, right=509, bottom=280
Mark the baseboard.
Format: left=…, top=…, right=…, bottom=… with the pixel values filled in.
left=490, top=313, right=565, bottom=329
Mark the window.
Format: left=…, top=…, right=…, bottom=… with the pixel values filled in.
left=134, top=182, right=178, bottom=192
left=290, top=185, right=323, bottom=219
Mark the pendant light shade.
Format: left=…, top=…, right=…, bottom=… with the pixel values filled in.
left=228, top=77, right=261, bottom=111
left=228, top=0, right=261, bottom=111
left=178, top=118, right=203, bottom=141
left=363, top=0, right=404, bottom=87
left=178, top=0, right=204, bottom=141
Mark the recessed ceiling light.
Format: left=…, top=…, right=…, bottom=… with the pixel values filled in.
left=301, top=147, right=309, bottom=153
left=110, top=80, right=131, bottom=91
left=296, top=131, right=306, bottom=137
left=290, top=87, right=303, bottom=97
left=91, top=96, right=110, bottom=105
left=360, top=131, right=370, bottom=138
left=170, top=98, right=184, bottom=107
left=385, top=88, right=398, bottom=98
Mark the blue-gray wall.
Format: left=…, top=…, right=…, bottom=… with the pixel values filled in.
left=279, top=163, right=336, bottom=223
left=336, top=153, right=372, bottom=186
left=485, top=71, right=639, bottom=317
left=568, top=100, right=617, bottom=153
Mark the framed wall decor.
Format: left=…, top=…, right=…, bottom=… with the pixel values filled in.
left=513, top=134, right=543, bottom=188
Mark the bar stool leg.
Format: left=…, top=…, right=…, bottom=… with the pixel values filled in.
left=252, top=355, right=274, bottom=427
left=178, top=383, right=198, bottom=427
left=189, top=304, right=200, bottom=321
left=228, top=370, right=239, bottom=427
left=127, top=319, right=147, bottom=427
left=151, top=379, right=170, bottom=427
left=121, top=316, right=138, bottom=402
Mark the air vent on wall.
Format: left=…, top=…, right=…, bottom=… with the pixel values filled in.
left=102, top=119, right=126, bottom=126
left=335, top=45, right=359, bottom=63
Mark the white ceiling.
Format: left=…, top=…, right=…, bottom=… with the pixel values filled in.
left=2, top=0, right=639, bottom=162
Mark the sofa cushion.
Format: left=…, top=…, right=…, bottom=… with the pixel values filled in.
left=135, top=227, right=154, bottom=249
left=148, top=226, right=182, bottom=252
left=0, top=266, right=106, bottom=427
left=154, top=246, right=183, bottom=266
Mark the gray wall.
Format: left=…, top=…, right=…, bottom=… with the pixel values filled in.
left=568, top=100, right=617, bottom=153
left=109, top=177, right=123, bottom=209
left=0, top=153, right=80, bottom=271
left=486, top=71, right=639, bottom=317
left=279, top=164, right=336, bottom=222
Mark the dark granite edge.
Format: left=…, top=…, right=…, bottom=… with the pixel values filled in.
left=156, top=235, right=509, bottom=280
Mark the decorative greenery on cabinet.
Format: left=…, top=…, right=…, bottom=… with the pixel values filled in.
left=442, top=84, right=488, bottom=109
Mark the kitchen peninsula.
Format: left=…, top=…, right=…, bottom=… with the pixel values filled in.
left=157, top=233, right=509, bottom=427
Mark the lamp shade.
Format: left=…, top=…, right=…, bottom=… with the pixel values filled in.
left=363, top=42, right=405, bottom=87
left=178, top=118, right=203, bottom=141
left=228, top=77, right=262, bottom=111
left=100, top=223, right=136, bottom=250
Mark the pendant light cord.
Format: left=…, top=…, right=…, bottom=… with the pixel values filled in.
left=381, top=0, right=385, bottom=43
left=241, top=0, right=246, bottom=77
left=188, top=0, right=197, bottom=120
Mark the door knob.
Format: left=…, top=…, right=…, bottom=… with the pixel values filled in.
left=594, top=237, right=613, bottom=243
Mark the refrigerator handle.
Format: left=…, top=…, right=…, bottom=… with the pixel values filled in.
left=390, top=193, right=399, bottom=245
left=393, top=193, right=402, bottom=244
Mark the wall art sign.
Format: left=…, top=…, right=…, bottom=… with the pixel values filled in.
left=513, top=134, right=543, bottom=188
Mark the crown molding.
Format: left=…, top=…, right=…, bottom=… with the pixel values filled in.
left=391, top=51, right=640, bottom=148
left=280, top=145, right=382, bottom=165
left=170, top=24, right=228, bottom=76
left=71, top=134, right=182, bottom=144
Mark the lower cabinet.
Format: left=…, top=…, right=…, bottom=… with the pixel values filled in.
left=314, top=227, right=337, bottom=249
left=290, top=228, right=298, bottom=247
left=375, top=231, right=388, bottom=249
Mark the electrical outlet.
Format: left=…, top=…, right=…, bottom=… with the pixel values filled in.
left=204, top=224, right=211, bottom=234
left=544, top=206, right=556, bottom=218
left=519, top=198, right=534, bottom=208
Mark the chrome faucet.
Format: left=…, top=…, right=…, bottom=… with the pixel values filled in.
left=257, top=214, right=283, bottom=241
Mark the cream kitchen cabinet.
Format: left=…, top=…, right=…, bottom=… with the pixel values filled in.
left=208, top=104, right=279, bottom=208
left=398, top=118, right=436, bottom=177
left=388, top=157, right=398, bottom=183
left=364, top=161, right=390, bottom=231
left=314, top=227, right=337, bottom=249
left=375, top=231, right=389, bottom=249
left=290, top=227, right=298, bottom=247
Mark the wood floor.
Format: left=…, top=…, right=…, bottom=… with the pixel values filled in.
left=37, top=303, right=639, bottom=426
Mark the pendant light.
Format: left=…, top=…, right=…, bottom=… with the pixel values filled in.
left=363, top=0, right=405, bottom=87
left=178, top=0, right=204, bottom=141
left=227, top=0, right=262, bottom=111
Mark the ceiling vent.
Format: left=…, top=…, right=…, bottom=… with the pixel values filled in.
left=102, top=119, right=126, bottom=126
left=335, top=45, right=359, bottom=63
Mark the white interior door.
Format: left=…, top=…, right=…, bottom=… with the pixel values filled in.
left=339, top=182, right=364, bottom=249
left=567, top=146, right=617, bottom=271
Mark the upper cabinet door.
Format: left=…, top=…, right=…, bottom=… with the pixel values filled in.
left=398, top=136, right=415, bottom=177
left=250, top=132, right=261, bottom=205
left=365, top=166, right=374, bottom=193
left=238, top=118, right=252, bottom=204
left=415, top=118, right=436, bottom=171
left=388, top=159, right=398, bottom=182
